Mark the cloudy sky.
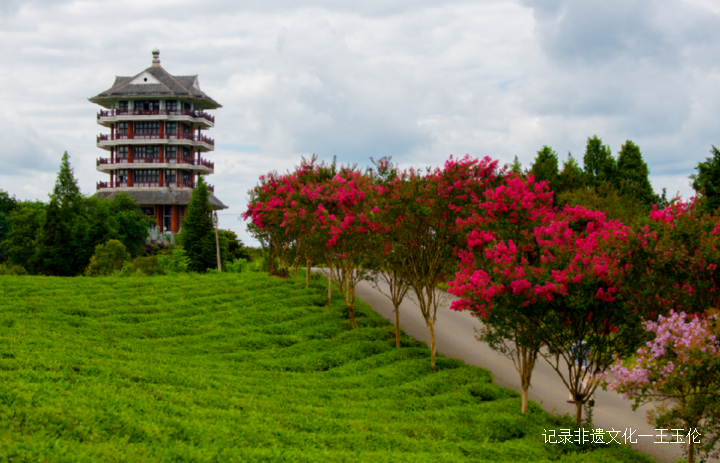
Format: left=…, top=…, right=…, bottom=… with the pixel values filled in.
left=1, top=0, right=719, bottom=245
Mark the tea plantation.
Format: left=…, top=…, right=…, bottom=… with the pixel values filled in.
left=0, top=272, right=655, bottom=462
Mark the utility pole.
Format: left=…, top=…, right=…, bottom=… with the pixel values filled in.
left=214, top=211, right=222, bottom=272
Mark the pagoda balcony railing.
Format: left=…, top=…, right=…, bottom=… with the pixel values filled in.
left=97, top=132, right=215, bottom=146
left=97, top=109, right=215, bottom=123
left=97, top=181, right=214, bottom=192
left=97, top=156, right=214, bottom=169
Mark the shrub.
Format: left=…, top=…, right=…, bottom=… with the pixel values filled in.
left=158, top=246, right=189, bottom=274
left=131, top=255, right=163, bottom=276
left=84, top=239, right=130, bottom=276
left=0, top=264, right=27, bottom=275
left=226, top=258, right=248, bottom=273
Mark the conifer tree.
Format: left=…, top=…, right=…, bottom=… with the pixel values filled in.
left=583, top=135, right=616, bottom=187
left=530, top=146, right=559, bottom=191
left=616, top=140, right=657, bottom=208
left=555, top=153, right=585, bottom=195
left=691, top=146, right=720, bottom=214
left=37, top=152, right=89, bottom=276
left=178, top=176, right=217, bottom=272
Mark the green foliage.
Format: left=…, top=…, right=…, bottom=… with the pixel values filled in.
left=691, top=145, right=720, bottom=214
left=1, top=201, right=45, bottom=273
left=108, top=192, right=154, bottom=256
left=616, top=140, right=657, bottom=208
left=530, top=146, right=559, bottom=192
left=555, top=153, right=585, bottom=195
left=158, top=246, right=190, bottom=274
left=84, top=239, right=131, bottom=276
left=219, top=229, right=251, bottom=262
left=583, top=135, right=617, bottom=188
left=0, top=272, right=651, bottom=462
left=130, top=255, right=164, bottom=276
left=226, top=258, right=249, bottom=273
left=509, top=155, right=524, bottom=175
left=557, top=184, right=645, bottom=227
left=0, top=264, right=27, bottom=275
left=178, top=176, right=217, bottom=272
left=0, top=189, right=19, bottom=215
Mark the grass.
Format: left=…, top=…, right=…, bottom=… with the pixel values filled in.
left=0, top=271, right=655, bottom=462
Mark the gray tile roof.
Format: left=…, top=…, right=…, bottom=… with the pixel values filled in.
left=89, top=66, right=221, bottom=109
left=95, top=189, right=228, bottom=210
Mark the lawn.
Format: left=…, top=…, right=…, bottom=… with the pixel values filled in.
left=0, top=272, right=655, bottom=462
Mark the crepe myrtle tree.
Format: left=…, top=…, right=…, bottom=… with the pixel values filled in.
left=385, top=155, right=500, bottom=370
left=363, top=157, right=414, bottom=348
left=452, top=203, right=648, bottom=423
left=450, top=173, right=555, bottom=413
left=608, top=310, right=720, bottom=463
left=243, top=170, right=299, bottom=272
left=295, top=166, right=381, bottom=328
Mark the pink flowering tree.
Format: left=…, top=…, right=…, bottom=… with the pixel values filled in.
left=291, top=166, right=380, bottom=328
left=451, top=203, right=647, bottom=423
left=387, top=155, right=500, bottom=370
left=242, top=170, right=298, bottom=273
left=607, top=311, right=720, bottom=463
left=449, top=173, right=554, bottom=413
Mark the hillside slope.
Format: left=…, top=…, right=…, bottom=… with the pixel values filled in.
left=0, top=273, right=654, bottom=462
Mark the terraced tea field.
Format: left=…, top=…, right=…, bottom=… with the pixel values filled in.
left=0, top=273, right=654, bottom=462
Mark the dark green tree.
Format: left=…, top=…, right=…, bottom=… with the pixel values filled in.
left=509, top=155, right=524, bottom=175
left=36, top=152, right=88, bottom=275
left=530, top=146, right=559, bottom=192
left=555, top=153, right=585, bottom=195
left=177, top=176, right=217, bottom=272
left=616, top=140, right=657, bottom=208
left=1, top=202, right=45, bottom=273
left=219, top=229, right=250, bottom=262
left=0, top=190, right=18, bottom=214
left=691, top=146, right=720, bottom=214
left=583, top=135, right=617, bottom=187
left=109, top=192, right=153, bottom=256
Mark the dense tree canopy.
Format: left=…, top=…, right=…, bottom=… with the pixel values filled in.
left=178, top=176, right=218, bottom=273
left=691, top=145, right=720, bottom=215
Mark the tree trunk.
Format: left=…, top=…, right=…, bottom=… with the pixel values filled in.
left=327, top=267, right=332, bottom=306
left=346, top=273, right=358, bottom=328
left=394, top=302, right=401, bottom=348
left=428, top=319, right=436, bottom=371
left=688, top=440, right=694, bottom=463
left=575, top=400, right=583, bottom=425
left=305, top=259, right=311, bottom=289
left=521, top=386, right=529, bottom=414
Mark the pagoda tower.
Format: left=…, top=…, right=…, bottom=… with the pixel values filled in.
left=89, top=49, right=227, bottom=237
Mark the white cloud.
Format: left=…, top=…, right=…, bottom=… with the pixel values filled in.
left=0, top=0, right=717, bottom=245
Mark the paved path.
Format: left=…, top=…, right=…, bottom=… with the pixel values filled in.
left=336, top=274, right=687, bottom=463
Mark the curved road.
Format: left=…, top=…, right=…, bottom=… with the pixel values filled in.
left=339, top=274, right=688, bottom=463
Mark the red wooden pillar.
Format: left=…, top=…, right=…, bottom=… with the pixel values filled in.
left=128, top=145, right=134, bottom=163
left=156, top=206, right=162, bottom=231
left=159, top=145, right=164, bottom=163
left=110, top=171, right=114, bottom=188
left=171, top=206, right=179, bottom=234
left=159, top=169, right=164, bottom=187
left=129, top=121, right=134, bottom=139
left=128, top=169, right=133, bottom=187
left=160, top=120, right=164, bottom=139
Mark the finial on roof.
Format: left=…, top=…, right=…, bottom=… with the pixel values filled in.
left=151, top=48, right=161, bottom=67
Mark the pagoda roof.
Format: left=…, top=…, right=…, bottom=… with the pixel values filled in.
left=95, top=189, right=228, bottom=210
left=89, top=64, right=221, bottom=110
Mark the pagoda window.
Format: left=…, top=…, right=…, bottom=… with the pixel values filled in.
left=118, top=122, right=128, bottom=134
left=166, top=100, right=178, bottom=111
left=165, top=169, right=177, bottom=182
left=140, top=207, right=154, bottom=216
left=135, top=169, right=159, bottom=183
left=135, top=100, right=160, bottom=111
left=166, top=146, right=177, bottom=159
left=118, top=101, right=129, bottom=111
left=117, top=146, right=128, bottom=158
left=166, top=122, right=177, bottom=136
left=181, top=170, right=192, bottom=182
left=181, top=123, right=191, bottom=135
left=134, top=121, right=159, bottom=134
left=117, top=169, right=128, bottom=183
left=183, top=102, right=191, bottom=111
left=181, top=147, right=191, bottom=160
left=135, top=146, right=159, bottom=159
left=163, top=205, right=172, bottom=233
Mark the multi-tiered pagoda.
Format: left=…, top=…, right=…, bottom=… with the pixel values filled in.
left=90, top=49, right=226, bottom=237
